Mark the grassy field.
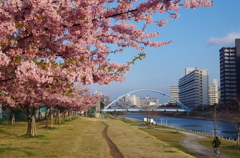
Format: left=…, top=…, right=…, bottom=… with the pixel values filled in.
left=0, top=117, right=111, bottom=158
left=0, top=117, right=196, bottom=158
left=105, top=118, right=194, bottom=158
left=139, top=128, right=202, bottom=158
left=120, top=117, right=240, bottom=158
left=1, top=116, right=239, bottom=158
left=201, top=137, right=240, bottom=158
left=141, top=128, right=240, bottom=158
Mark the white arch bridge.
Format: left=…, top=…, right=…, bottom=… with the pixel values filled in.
left=102, top=89, right=191, bottom=112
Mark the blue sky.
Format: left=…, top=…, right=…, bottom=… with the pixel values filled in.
left=89, top=0, right=240, bottom=103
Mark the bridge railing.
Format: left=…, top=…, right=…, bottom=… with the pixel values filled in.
left=102, top=108, right=189, bottom=112
left=102, top=89, right=191, bottom=112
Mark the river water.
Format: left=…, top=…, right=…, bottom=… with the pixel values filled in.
left=125, top=113, right=238, bottom=139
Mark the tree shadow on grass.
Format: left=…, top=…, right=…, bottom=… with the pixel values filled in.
left=0, top=147, right=34, bottom=156
left=0, top=129, right=19, bottom=137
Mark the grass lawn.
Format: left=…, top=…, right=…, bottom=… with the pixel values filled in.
left=0, top=117, right=111, bottom=158
left=120, top=117, right=240, bottom=158
left=201, top=137, right=240, bottom=158
left=139, top=128, right=202, bottom=158
left=0, top=117, right=195, bottom=158
left=105, top=119, right=194, bottom=158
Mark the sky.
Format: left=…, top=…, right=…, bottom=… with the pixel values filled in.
left=89, top=0, right=240, bottom=103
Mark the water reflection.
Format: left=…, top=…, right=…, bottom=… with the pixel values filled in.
left=125, top=113, right=238, bottom=139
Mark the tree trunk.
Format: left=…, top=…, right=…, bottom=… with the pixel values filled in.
left=63, top=112, right=66, bottom=121
left=9, top=114, right=15, bottom=125
left=26, top=115, right=37, bottom=136
left=54, top=112, right=57, bottom=124
left=73, top=111, right=75, bottom=119
left=57, top=110, right=61, bottom=124
left=71, top=111, right=74, bottom=120
left=68, top=111, right=70, bottom=120
left=46, top=114, right=49, bottom=128
left=51, top=113, right=53, bottom=127
left=237, top=123, right=240, bottom=145
left=44, top=108, right=49, bottom=120
left=31, top=116, right=37, bottom=136
left=38, top=106, right=41, bottom=121
left=46, top=109, right=53, bottom=128
left=213, top=104, right=217, bottom=137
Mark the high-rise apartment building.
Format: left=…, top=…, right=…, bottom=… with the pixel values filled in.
left=219, top=39, right=240, bottom=105
left=169, top=86, right=179, bottom=105
left=209, top=79, right=219, bottom=106
left=178, top=67, right=209, bottom=109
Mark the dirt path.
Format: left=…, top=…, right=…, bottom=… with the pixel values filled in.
left=157, top=128, right=231, bottom=158
left=102, top=122, right=123, bottom=158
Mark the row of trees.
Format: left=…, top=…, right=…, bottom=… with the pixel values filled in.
left=0, top=0, right=213, bottom=136
left=212, top=100, right=240, bottom=146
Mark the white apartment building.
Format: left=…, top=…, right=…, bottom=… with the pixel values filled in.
left=140, top=96, right=159, bottom=107
left=209, top=79, right=219, bottom=106
left=116, top=94, right=140, bottom=107
left=169, top=86, right=179, bottom=105
left=116, top=94, right=159, bottom=108
left=126, top=94, right=140, bottom=106
left=178, top=67, right=209, bottom=109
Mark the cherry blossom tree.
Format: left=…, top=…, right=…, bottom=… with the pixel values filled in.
left=43, top=87, right=100, bottom=126
left=0, top=68, right=99, bottom=135
left=0, top=0, right=213, bottom=136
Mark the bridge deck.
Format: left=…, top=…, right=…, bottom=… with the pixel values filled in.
left=102, top=109, right=188, bottom=112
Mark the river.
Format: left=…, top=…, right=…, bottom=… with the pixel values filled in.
left=125, top=113, right=238, bottom=140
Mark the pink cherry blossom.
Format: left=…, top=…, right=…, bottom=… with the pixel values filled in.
left=157, top=20, right=168, bottom=26
left=0, top=0, right=213, bottom=135
left=169, top=13, right=180, bottom=19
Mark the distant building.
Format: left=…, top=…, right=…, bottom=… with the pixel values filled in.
left=115, top=97, right=131, bottom=108
left=115, top=94, right=159, bottom=108
left=140, top=96, right=159, bottom=107
left=126, top=94, right=140, bottom=106
left=115, top=94, right=140, bottom=108
left=178, top=67, right=209, bottom=109
left=169, top=86, right=179, bottom=105
left=93, top=90, right=102, bottom=95
left=219, top=39, right=240, bottom=105
left=209, top=79, right=219, bottom=106
left=101, top=96, right=110, bottom=108
left=93, top=90, right=102, bottom=114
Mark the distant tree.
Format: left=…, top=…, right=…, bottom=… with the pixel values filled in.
left=210, top=104, right=223, bottom=138
left=116, top=110, right=128, bottom=120
left=141, top=105, right=158, bottom=128
left=219, top=98, right=240, bottom=145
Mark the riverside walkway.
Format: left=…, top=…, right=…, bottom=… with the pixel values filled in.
left=124, top=116, right=231, bottom=158
left=156, top=128, right=230, bottom=158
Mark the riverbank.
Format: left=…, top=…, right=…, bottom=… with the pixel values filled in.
left=121, top=116, right=240, bottom=158
left=159, top=110, right=214, bottom=120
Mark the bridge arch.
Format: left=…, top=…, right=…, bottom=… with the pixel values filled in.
left=102, top=89, right=190, bottom=112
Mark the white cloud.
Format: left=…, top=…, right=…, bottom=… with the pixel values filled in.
left=206, top=32, right=240, bottom=46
